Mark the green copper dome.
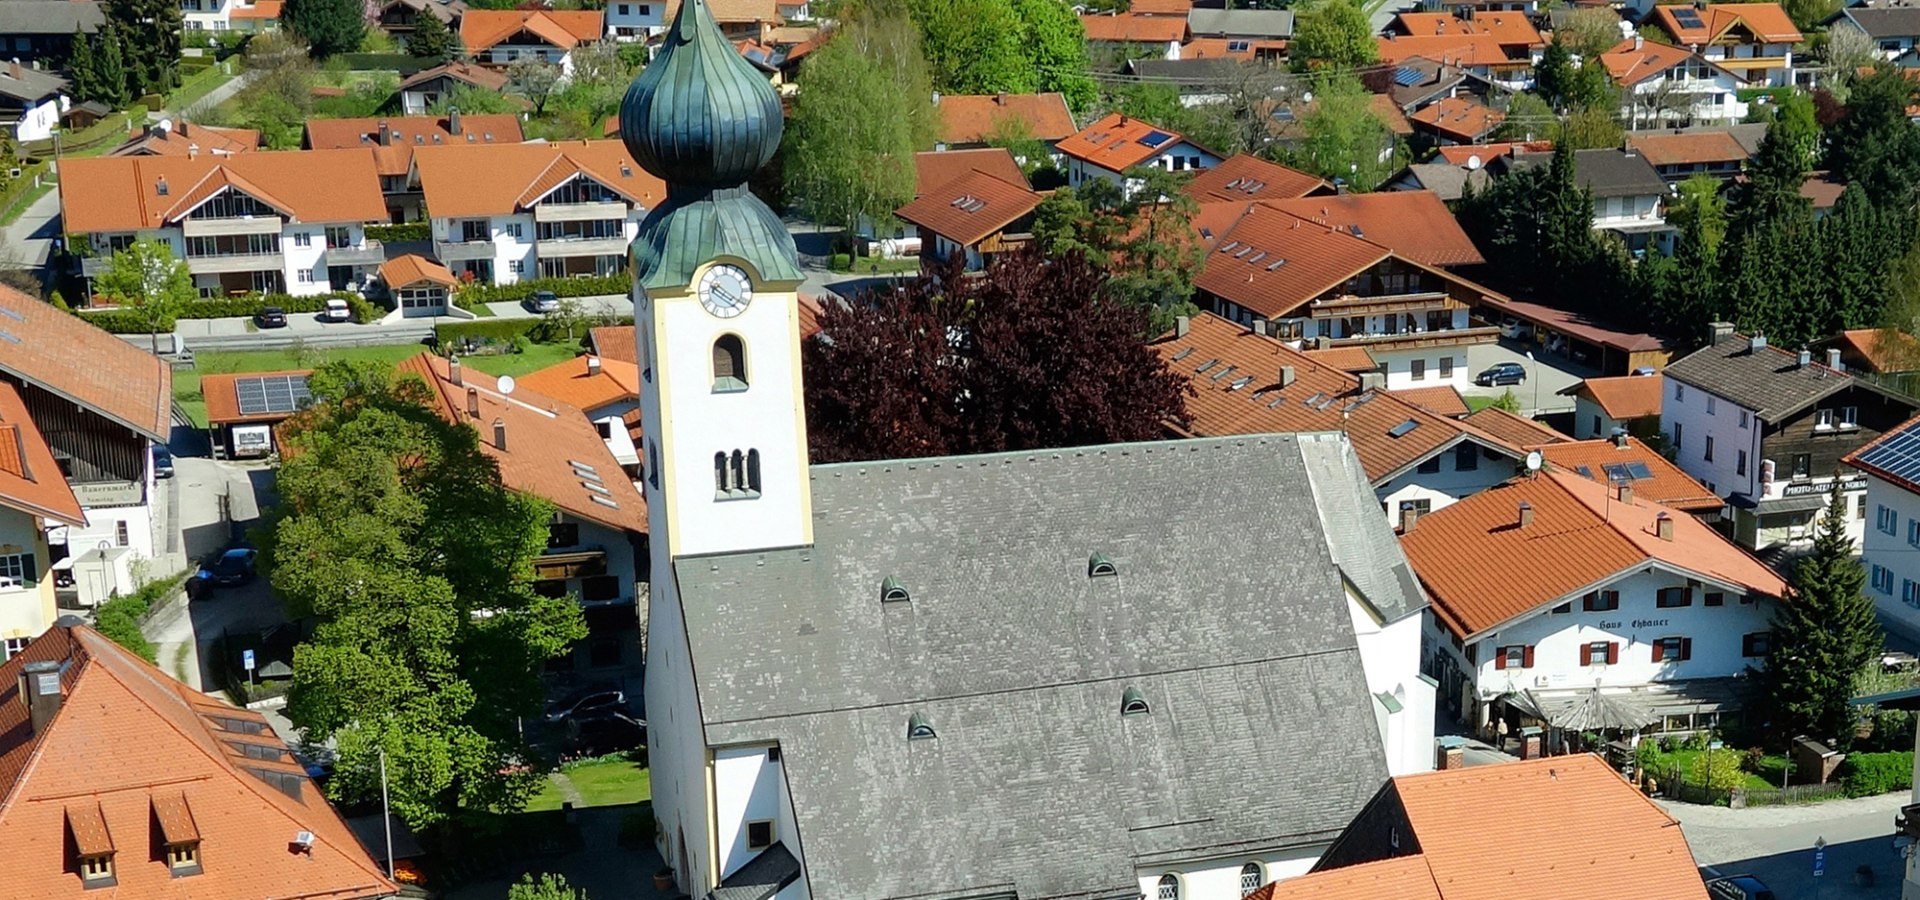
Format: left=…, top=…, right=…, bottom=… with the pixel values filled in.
left=621, top=0, right=800, bottom=290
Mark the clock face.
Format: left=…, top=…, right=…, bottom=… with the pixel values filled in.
left=698, top=264, right=753, bottom=318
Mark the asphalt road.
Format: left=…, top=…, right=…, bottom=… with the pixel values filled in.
left=1672, top=792, right=1909, bottom=899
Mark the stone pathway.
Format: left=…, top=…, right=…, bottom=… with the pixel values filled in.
left=549, top=772, right=585, bottom=808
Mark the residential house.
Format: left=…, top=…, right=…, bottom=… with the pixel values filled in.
left=61, top=149, right=388, bottom=297
left=1827, top=4, right=1920, bottom=59
left=0, top=0, right=102, bottom=69
left=108, top=119, right=259, bottom=158
left=401, top=353, right=649, bottom=673
left=1822, top=328, right=1920, bottom=378
left=1257, top=755, right=1711, bottom=900
left=1123, top=57, right=1247, bottom=107
left=1458, top=405, right=1570, bottom=448
left=1844, top=416, right=1920, bottom=638
left=228, top=0, right=281, bottom=32
left=0, top=286, right=170, bottom=609
left=394, top=61, right=512, bottom=116
left=1079, top=12, right=1188, bottom=60
left=0, top=62, right=65, bottom=142
left=1627, top=129, right=1753, bottom=182
left=376, top=0, right=465, bottom=37
left=859, top=147, right=1029, bottom=258
left=0, top=623, right=399, bottom=898
left=197, top=369, right=311, bottom=459
left=1183, top=8, right=1292, bottom=63
left=1542, top=432, right=1723, bottom=516
left=0, top=381, right=84, bottom=657
left=1803, top=170, right=1849, bottom=215
left=1384, top=164, right=1492, bottom=201
left=179, top=0, right=232, bottom=30
left=894, top=167, right=1042, bottom=272
left=1386, top=11, right=1544, bottom=60
left=1183, top=153, right=1330, bottom=201
left=1383, top=57, right=1515, bottom=122
left=413, top=139, right=666, bottom=284
left=1497, top=148, right=1674, bottom=255
left=1600, top=37, right=1749, bottom=127
left=519, top=353, right=644, bottom=473
left=1563, top=373, right=1665, bottom=439
left=459, top=9, right=605, bottom=72
left=1649, top=2, right=1801, bottom=87
left=661, top=0, right=782, bottom=41
left=1404, top=466, right=1787, bottom=735
left=932, top=92, right=1076, bottom=151
left=605, top=0, right=665, bottom=40
left=1662, top=325, right=1920, bottom=550
left=303, top=110, right=524, bottom=222
left=1153, top=313, right=1533, bottom=530
left=1408, top=95, right=1504, bottom=145
left=1057, top=113, right=1221, bottom=193
left=375, top=253, right=460, bottom=320
left=1375, top=32, right=1533, bottom=90
left=1191, top=193, right=1502, bottom=390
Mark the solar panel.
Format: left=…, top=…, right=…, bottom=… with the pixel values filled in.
left=1673, top=9, right=1703, bottom=26
left=1575, top=465, right=1594, bottom=478
left=1625, top=461, right=1654, bottom=480
left=1393, top=66, right=1424, bottom=86
left=1388, top=419, right=1420, bottom=438
left=233, top=374, right=311, bottom=417
left=1857, top=425, right=1920, bottom=485
left=1138, top=129, right=1175, bottom=148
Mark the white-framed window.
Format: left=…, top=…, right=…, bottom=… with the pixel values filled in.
left=296, top=268, right=315, bottom=283
left=1157, top=874, right=1181, bottom=900
left=510, top=259, right=525, bottom=275
left=1238, top=862, right=1263, bottom=896
left=505, top=222, right=524, bottom=239
left=0, top=553, right=26, bottom=585
left=1738, top=410, right=1749, bottom=429
left=1874, top=563, right=1895, bottom=594
left=2, top=636, right=27, bottom=659
left=745, top=819, right=774, bottom=850
left=1411, top=358, right=1427, bottom=381
left=1816, top=408, right=1835, bottom=429
left=1905, top=579, right=1920, bottom=608
left=292, top=231, right=311, bottom=247
left=1842, top=406, right=1859, bottom=428
left=1879, top=505, right=1899, bottom=535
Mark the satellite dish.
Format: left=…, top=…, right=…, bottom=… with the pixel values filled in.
left=1466, top=155, right=1483, bottom=170
left=497, top=374, right=516, bottom=395
left=1525, top=449, right=1544, bottom=473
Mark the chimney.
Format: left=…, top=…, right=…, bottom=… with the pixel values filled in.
left=1251, top=317, right=1268, bottom=337
left=1280, top=365, right=1296, bottom=388
left=1315, top=336, right=1333, bottom=350
left=1827, top=348, right=1844, bottom=372
left=1174, top=315, right=1190, bottom=338
left=1749, top=333, right=1768, bottom=352
left=1633, top=34, right=1643, bottom=50
left=587, top=355, right=602, bottom=375
left=1617, top=483, right=1633, bottom=504
left=377, top=119, right=390, bottom=145
left=20, top=660, right=62, bottom=735
left=492, top=417, right=508, bottom=451
left=449, top=106, right=462, bottom=135
left=1612, top=428, right=1628, bottom=448
left=187, top=142, right=198, bottom=160
left=995, top=92, right=1006, bottom=105
left=1656, top=512, right=1674, bottom=540
left=465, top=386, right=479, bottom=418
left=1798, top=348, right=1812, bottom=368
left=1402, top=504, right=1420, bottom=532
left=1358, top=370, right=1386, bottom=392
left=9, top=60, right=20, bottom=81
left=1518, top=500, right=1534, bottom=528
left=1709, top=321, right=1735, bottom=343
left=448, top=356, right=463, bottom=386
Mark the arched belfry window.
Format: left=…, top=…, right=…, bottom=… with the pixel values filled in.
left=714, top=449, right=763, bottom=499
left=713, top=334, right=747, bottom=392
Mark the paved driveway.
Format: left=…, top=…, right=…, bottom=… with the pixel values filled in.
left=1670, top=792, right=1908, bottom=899
left=1464, top=338, right=1598, bottom=417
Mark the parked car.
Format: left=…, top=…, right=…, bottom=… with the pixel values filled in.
left=565, top=712, right=645, bottom=757
left=1500, top=320, right=1533, bottom=340
left=527, top=291, right=560, bottom=314
left=207, top=548, right=257, bottom=587
left=151, top=445, right=174, bottom=479
left=1631, top=366, right=1659, bottom=376
left=256, top=307, right=288, bottom=328
left=1475, top=362, right=1527, bottom=386
left=545, top=684, right=626, bottom=723
left=1705, top=875, right=1775, bottom=900
left=322, top=298, right=352, bottom=322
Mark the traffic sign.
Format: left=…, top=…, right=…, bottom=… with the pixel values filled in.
left=1813, top=847, right=1825, bottom=877
left=242, top=649, right=255, bottom=671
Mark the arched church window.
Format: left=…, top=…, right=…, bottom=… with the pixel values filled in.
left=747, top=449, right=761, bottom=493
left=713, top=335, right=747, bottom=392
left=714, top=451, right=728, bottom=493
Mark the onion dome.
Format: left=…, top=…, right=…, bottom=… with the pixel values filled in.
left=619, top=0, right=783, bottom=188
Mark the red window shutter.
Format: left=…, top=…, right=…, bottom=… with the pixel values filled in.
left=1580, top=644, right=1592, bottom=666
left=1652, top=641, right=1664, bottom=663
left=1494, top=647, right=1507, bottom=670
left=1608, top=642, right=1619, bottom=664
left=1682, top=638, right=1693, bottom=661
left=1522, top=645, right=1535, bottom=668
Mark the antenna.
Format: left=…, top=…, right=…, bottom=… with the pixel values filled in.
left=1525, top=449, right=1543, bottom=475
left=497, top=374, right=516, bottom=395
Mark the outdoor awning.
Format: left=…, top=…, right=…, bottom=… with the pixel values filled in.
left=1603, top=222, right=1675, bottom=234
left=1756, top=494, right=1828, bottom=515
left=707, top=842, right=802, bottom=900
left=1542, top=687, right=1657, bottom=731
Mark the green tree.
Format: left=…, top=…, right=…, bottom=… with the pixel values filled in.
left=269, top=360, right=587, bottom=826
left=283, top=0, right=366, bottom=57
left=1533, top=40, right=1580, bottom=109
left=1829, top=66, right=1920, bottom=200
left=1666, top=174, right=1727, bottom=255
left=510, top=873, right=588, bottom=900
left=1493, top=91, right=1554, bottom=142
left=507, top=56, right=563, bottom=114
left=94, top=23, right=129, bottom=108
left=406, top=11, right=455, bottom=61
left=94, top=239, right=192, bottom=353
left=1559, top=7, right=1628, bottom=58
left=1729, top=96, right=1815, bottom=238
left=1291, top=0, right=1377, bottom=71
left=66, top=25, right=98, bottom=103
left=1540, top=147, right=1596, bottom=300
left=1287, top=71, right=1398, bottom=190
left=1551, top=103, right=1623, bottom=150
left=1492, top=389, right=1521, bottom=413
left=427, top=83, right=521, bottom=116
left=105, top=0, right=182, bottom=94
left=911, top=0, right=1034, bottom=95
left=1765, top=487, right=1881, bottom=747
left=1012, top=0, right=1096, bottom=113
left=1030, top=171, right=1203, bottom=329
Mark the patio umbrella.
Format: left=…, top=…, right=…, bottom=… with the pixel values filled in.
left=1549, top=687, right=1656, bottom=732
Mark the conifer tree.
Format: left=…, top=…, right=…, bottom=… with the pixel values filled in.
left=66, top=25, right=97, bottom=104
left=1765, top=487, right=1881, bottom=747
left=95, top=23, right=129, bottom=108
left=1540, top=148, right=1596, bottom=303
left=407, top=12, right=454, bottom=61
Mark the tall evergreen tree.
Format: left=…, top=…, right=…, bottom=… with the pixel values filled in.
left=284, top=0, right=368, bottom=57
left=66, top=26, right=97, bottom=105
left=1765, top=487, right=1881, bottom=747
left=1729, top=105, right=1814, bottom=239
left=95, top=23, right=129, bottom=108
left=1829, top=67, right=1920, bottom=201
left=1540, top=148, right=1596, bottom=304
left=105, top=0, right=182, bottom=94
left=407, top=11, right=455, bottom=61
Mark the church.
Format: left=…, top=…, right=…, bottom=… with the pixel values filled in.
left=621, top=3, right=1432, bottom=898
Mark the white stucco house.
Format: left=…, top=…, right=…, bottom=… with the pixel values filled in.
left=1599, top=36, right=1749, bottom=127
left=1056, top=112, right=1222, bottom=198
left=1844, top=414, right=1920, bottom=642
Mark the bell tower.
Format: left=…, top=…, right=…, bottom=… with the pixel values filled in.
left=621, top=0, right=811, bottom=560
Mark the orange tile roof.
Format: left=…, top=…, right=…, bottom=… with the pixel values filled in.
left=1459, top=406, right=1568, bottom=448
left=1600, top=37, right=1709, bottom=86
left=1179, top=37, right=1285, bottom=59
left=0, top=625, right=396, bottom=900
left=1410, top=95, right=1505, bottom=143
left=1403, top=468, right=1787, bottom=638
left=304, top=113, right=524, bottom=177
left=1474, top=10, right=1545, bottom=46
left=1250, top=856, right=1441, bottom=900
left=1183, top=153, right=1328, bottom=202
left=517, top=354, right=641, bottom=414
left=397, top=60, right=512, bottom=93
left=1375, top=32, right=1515, bottom=68
left=61, top=149, right=385, bottom=233
left=1391, top=12, right=1476, bottom=35
left=0, top=286, right=171, bottom=441
left=1056, top=112, right=1199, bottom=172
left=200, top=369, right=313, bottom=427
left=1155, top=313, right=1523, bottom=482
left=1626, top=130, right=1750, bottom=166
left=1079, top=12, right=1188, bottom=43
left=460, top=9, right=604, bottom=52
left=1130, top=0, right=1193, bottom=14
left=661, top=0, right=780, bottom=24
left=413, top=140, right=665, bottom=219
left=1264, top=190, right=1485, bottom=267
left=1370, top=92, right=1415, bottom=137
left=230, top=0, right=281, bottom=19
left=1434, top=140, right=1551, bottom=165
left=1652, top=2, right=1801, bottom=45
left=0, top=381, right=82, bottom=525
left=1196, top=203, right=1390, bottom=319
left=914, top=148, right=1028, bottom=196
left=1302, top=344, right=1377, bottom=373
left=1828, top=328, right=1920, bottom=374
left=1543, top=435, right=1721, bottom=512
left=936, top=93, right=1077, bottom=144
left=397, top=353, right=647, bottom=533
left=1572, top=373, right=1664, bottom=420
left=895, top=168, right=1042, bottom=247
left=378, top=253, right=457, bottom=290
left=1390, top=385, right=1470, bottom=417
left=108, top=120, right=258, bottom=158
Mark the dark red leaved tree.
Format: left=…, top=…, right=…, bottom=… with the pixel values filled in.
left=802, top=249, right=1192, bottom=464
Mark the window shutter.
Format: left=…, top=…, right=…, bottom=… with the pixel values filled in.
left=1494, top=648, right=1507, bottom=671
left=1682, top=638, right=1693, bottom=661
left=1607, top=642, right=1619, bottom=664
left=1652, top=641, right=1663, bottom=663
left=1580, top=644, right=1592, bottom=666
left=1522, top=645, right=1534, bottom=668
left=20, top=553, right=33, bottom=584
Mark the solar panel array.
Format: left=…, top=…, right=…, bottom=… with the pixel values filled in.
left=1138, top=130, right=1175, bottom=148
left=1601, top=461, right=1657, bottom=483
left=234, top=374, right=312, bottom=417
left=1672, top=8, right=1703, bottom=27
left=1854, top=425, right=1920, bottom=486
left=1393, top=66, right=1424, bottom=86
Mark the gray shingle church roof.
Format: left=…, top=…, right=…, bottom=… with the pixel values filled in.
left=674, top=432, right=1401, bottom=900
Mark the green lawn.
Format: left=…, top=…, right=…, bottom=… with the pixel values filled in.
left=526, top=760, right=651, bottom=812
left=1464, top=395, right=1498, bottom=412
left=1644, top=747, right=1780, bottom=791
left=167, top=65, right=235, bottom=112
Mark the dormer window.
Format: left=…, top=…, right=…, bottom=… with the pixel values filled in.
left=66, top=802, right=115, bottom=888
left=1121, top=686, right=1150, bottom=716
left=80, top=852, right=114, bottom=886
left=166, top=841, right=201, bottom=876
left=1088, top=553, right=1117, bottom=578
left=907, top=712, right=936, bottom=740
left=880, top=576, right=909, bottom=604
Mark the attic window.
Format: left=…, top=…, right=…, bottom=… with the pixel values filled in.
left=1089, top=553, right=1117, bottom=577
left=246, top=767, right=303, bottom=801
left=1170, top=347, right=1193, bottom=362
left=1121, top=686, right=1150, bottom=716
left=1208, top=364, right=1237, bottom=382
left=907, top=712, right=936, bottom=740
left=79, top=852, right=114, bottom=887
left=1227, top=375, right=1254, bottom=391
left=880, top=576, right=909, bottom=604
left=1194, top=358, right=1220, bottom=374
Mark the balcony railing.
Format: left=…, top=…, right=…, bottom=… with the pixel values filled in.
left=537, top=236, right=628, bottom=257
left=186, top=253, right=283, bottom=274
left=435, top=240, right=495, bottom=262
left=182, top=216, right=282, bottom=238
left=325, top=239, right=385, bottom=266
left=534, top=200, right=629, bottom=222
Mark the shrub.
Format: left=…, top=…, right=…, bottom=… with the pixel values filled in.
left=90, top=574, right=183, bottom=664
left=453, top=274, right=628, bottom=306
left=1690, top=749, right=1745, bottom=791
left=435, top=317, right=541, bottom=349
left=77, top=307, right=173, bottom=334
left=365, top=222, right=430, bottom=242
left=79, top=291, right=373, bottom=331
left=1840, top=751, right=1915, bottom=797
left=345, top=294, right=380, bottom=324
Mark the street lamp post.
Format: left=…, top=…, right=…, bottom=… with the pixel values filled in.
left=1525, top=351, right=1538, bottom=415
left=378, top=745, right=394, bottom=881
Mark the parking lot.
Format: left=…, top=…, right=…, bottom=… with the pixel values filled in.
left=1464, top=337, right=1599, bottom=416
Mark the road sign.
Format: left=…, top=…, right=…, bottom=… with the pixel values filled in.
left=242, top=649, right=255, bottom=671
left=1813, top=847, right=1825, bottom=877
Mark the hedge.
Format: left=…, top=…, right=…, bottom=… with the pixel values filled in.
left=366, top=222, right=430, bottom=242
left=454, top=274, right=628, bottom=306
left=336, top=52, right=433, bottom=74
left=79, top=290, right=380, bottom=332
left=1839, top=751, right=1914, bottom=797
left=436, top=317, right=540, bottom=346
left=91, top=575, right=181, bottom=664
